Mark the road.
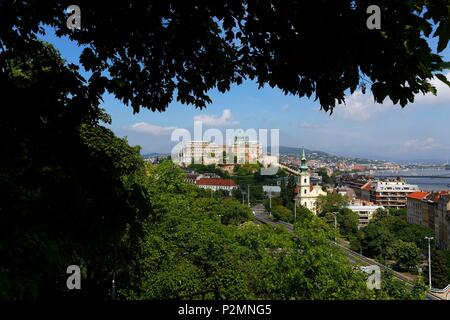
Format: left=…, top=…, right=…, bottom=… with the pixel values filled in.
left=251, top=204, right=441, bottom=300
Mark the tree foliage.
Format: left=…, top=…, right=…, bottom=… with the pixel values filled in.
left=424, top=249, right=450, bottom=288
left=337, top=208, right=360, bottom=236
left=272, top=205, right=294, bottom=223
left=1, top=1, right=449, bottom=114
left=360, top=209, right=433, bottom=271
left=317, top=193, right=349, bottom=214
left=123, top=169, right=375, bottom=299
left=376, top=269, right=427, bottom=300
left=0, top=41, right=151, bottom=299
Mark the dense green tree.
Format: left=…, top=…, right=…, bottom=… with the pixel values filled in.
left=337, top=208, right=360, bottom=236
left=361, top=222, right=395, bottom=259
left=217, top=199, right=253, bottom=226
left=231, top=187, right=244, bottom=202
left=272, top=205, right=294, bottom=223
left=317, top=168, right=334, bottom=186
left=317, top=193, right=349, bottom=215
left=395, top=224, right=433, bottom=251
left=349, top=230, right=365, bottom=253
left=123, top=161, right=382, bottom=300
left=391, top=241, right=422, bottom=271
left=424, top=249, right=450, bottom=289
left=371, top=208, right=390, bottom=221
left=0, top=41, right=151, bottom=299
left=389, top=208, right=408, bottom=220
left=360, top=208, right=433, bottom=272
left=284, top=213, right=372, bottom=299
left=281, top=175, right=297, bottom=208
left=377, top=269, right=428, bottom=300
left=187, top=164, right=229, bottom=178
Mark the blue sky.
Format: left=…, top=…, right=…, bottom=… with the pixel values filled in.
left=39, top=26, right=450, bottom=162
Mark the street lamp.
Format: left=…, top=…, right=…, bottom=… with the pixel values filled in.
left=110, top=272, right=117, bottom=300
left=425, top=236, right=434, bottom=289
left=109, top=243, right=117, bottom=300
left=268, top=190, right=272, bottom=217
left=331, top=212, right=338, bottom=242
left=294, top=199, right=297, bottom=224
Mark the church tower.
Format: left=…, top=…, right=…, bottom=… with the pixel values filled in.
left=295, top=147, right=326, bottom=213
left=298, top=148, right=310, bottom=206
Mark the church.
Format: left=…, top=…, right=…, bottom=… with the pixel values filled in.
left=295, top=149, right=327, bottom=213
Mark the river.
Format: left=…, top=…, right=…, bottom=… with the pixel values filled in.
left=370, top=168, right=450, bottom=191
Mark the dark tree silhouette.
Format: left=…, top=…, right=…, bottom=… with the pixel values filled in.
left=1, top=0, right=449, bottom=113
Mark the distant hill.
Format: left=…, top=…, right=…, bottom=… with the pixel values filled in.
left=277, top=146, right=331, bottom=158
left=275, top=146, right=385, bottom=164
left=142, top=152, right=170, bottom=158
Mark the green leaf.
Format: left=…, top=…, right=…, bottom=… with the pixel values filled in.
left=435, top=73, right=450, bottom=88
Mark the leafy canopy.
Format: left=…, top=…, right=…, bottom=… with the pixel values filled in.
left=1, top=0, right=449, bottom=113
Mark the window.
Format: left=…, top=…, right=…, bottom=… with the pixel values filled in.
left=304, top=189, right=307, bottom=194
left=304, top=178, right=307, bottom=183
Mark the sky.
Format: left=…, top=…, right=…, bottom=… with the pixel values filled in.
left=39, top=26, right=450, bottom=163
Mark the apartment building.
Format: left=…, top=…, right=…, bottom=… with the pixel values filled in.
left=406, top=191, right=431, bottom=226
left=435, top=194, right=450, bottom=250
left=369, top=179, right=420, bottom=209
left=347, top=203, right=385, bottom=228
left=406, top=191, right=450, bottom=250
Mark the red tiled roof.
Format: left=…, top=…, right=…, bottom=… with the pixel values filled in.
left=196, top=178, right=237, bottom=187
left=310, top=185, right=314, bottom=192
left=407, top=191, right=429, bottom=200
left=361, top=182, right=372, bottom=192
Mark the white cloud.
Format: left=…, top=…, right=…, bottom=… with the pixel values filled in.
left=415, top=72, right=450, bottom=105
left=281, top=104, right=290, bottom=111
left=193, top=108, right=237, bottom=126
left=333, top=90, right=394, bottom=121
left=128, top=122, right=176, bottom=135
left=333, top=72, right=450, bottom=121
left=403, top=137, right=444, bottom=151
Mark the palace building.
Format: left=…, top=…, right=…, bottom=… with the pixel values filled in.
left=294, top=149, right=326, bottom=213
left=176, top=136, right=262, bottom=166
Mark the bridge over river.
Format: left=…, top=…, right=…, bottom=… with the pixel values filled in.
left=373, top=174, right=450, bottom=179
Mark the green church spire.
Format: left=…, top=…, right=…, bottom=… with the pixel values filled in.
left=300, top=147, right=308, bottom=172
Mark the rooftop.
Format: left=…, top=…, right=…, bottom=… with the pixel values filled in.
left=196, top=178, right=237, bottom=187
left=407, top=191, right=429, bottom=200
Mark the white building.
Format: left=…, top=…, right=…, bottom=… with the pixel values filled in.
left=177, top=138, right=262, bottom=166
left=370, top=179, right=420, bottom=208
left=295, top=149, right=326, bottom=213
left=347, top=204, right=384, bottom=229
left=195, top=178, right=237, bottom=195
left=263, top=185, right=281, bottom=196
